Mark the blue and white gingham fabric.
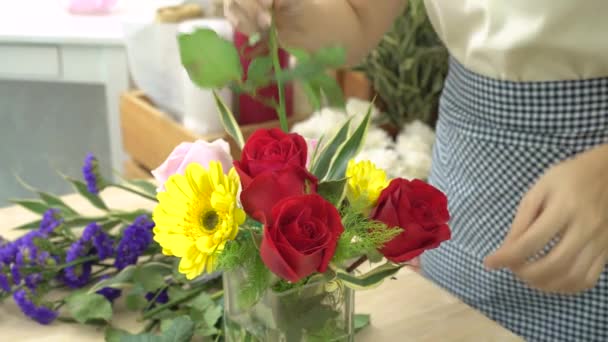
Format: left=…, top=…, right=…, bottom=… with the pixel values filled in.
left=420, top=58, right=608, bottom=341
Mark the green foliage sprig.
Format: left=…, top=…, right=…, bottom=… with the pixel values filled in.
left=359, top=0, right=448, bottom=128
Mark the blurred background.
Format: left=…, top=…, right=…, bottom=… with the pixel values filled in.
left=0, top=0, right=447, bottom=205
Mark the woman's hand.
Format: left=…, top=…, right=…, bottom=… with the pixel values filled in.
left=223, top=0, right=406, bottom=65
left=484, top=144, right=608, bottom=294
left=224, top=0, right=283, bottom=36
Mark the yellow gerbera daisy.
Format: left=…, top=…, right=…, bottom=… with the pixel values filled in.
left=152, top=161, right=245, bottom=279
left=346, top=159, right=390, bottom=210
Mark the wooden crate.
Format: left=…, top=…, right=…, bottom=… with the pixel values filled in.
left=120, top=91, right=312, bottom=176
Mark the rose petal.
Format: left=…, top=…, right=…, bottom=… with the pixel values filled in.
left=241, top=166, right=318, bottom=223
left=260, top=228, right=301, bottom=282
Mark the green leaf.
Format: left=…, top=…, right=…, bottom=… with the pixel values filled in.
left=65, top=177, right=109, bottom=211
left=89, top=265, right=136, bottom=293
left=299, top=81, right=322, bottom=111
left=213, top=90, right=245, bottom=149
left=187, top=292, right=214, bottom=311
left=125, top=284, right=148, bottom=311
left=65, top=292, right=112, bottom=323
left=313, top=46, right=346, bottom=68
left=112, top=210, right=150, bottom=222
left=160, top=316, right=195, bottom=342
left=246, top=56, right=273, bottom=87
left=9, top=199, right=49, bottom=215
left=335, top=262, right=402, bottom=290
left=13, top=219, right=42, bottom=230
left=14, top=174, right=78, bottom=216
left=167, top=287, right=190, bottom=302
left=125, top=179, right=158, bottom=198
left=160, top=318, right=174, bottom=333
left=310, top=119, right=351, bottom=179
left=326, top=109, right=372, bottom=180
left=313, top=74, right=345, bottom=109
left=105, top=327, right=130, bottom=342
left=354, top=314, right=371, bottom=332
left=179, top=28, right=242, bottom=88
left=317, top=179, right=347, bottom=206
left=134, top=263, right=171, bottom=292
left=285, top=47, right=311, bottom=62
left=38, top=191, right=79, bottom=216
left=195, top=326, right=219, bottom=337
left=118, top=333, right=161, bottom=342
left=203, top=305, right=223, bottom=328
left=64, top=217, right=98, bottom=229
left=100, top=219, right=122, bottom=232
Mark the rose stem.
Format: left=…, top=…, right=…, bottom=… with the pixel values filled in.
left=346, top=255, right=368, bottom=273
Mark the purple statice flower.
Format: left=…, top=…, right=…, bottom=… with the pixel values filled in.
left=62, top=222, right=114, bottom=289
left=82, top=153, right=104, bottom=194
left=92, top=233, right=114, bottom=260
left=97, top=287, right=122, bottom=303
left=15, top=237, right=40, bottom=267
left=81, top=222, right=114, bottom=260
left=0, top=239, right=18, bottom=265
left=81, top=222, right=101, bottom=242
left=95, top=275, right=122, bottom=303
left=114, top=216, right=154, bottom=270
left=13, top=289, right=58, bottom=325
left=62, top=241, right=92, bottom=289
left=10, top=264, right=21, bottom=285
left=39, top=209, right=62, bottom=235
left=0, top=274, right=10, bottom=292
left=25, top=274, right=43, bottom=290
left=145, top=288, right=169, bottom=304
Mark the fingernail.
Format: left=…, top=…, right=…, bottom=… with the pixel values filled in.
left=257, top=12, right=271, bottom=29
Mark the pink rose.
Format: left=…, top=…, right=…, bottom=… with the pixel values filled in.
left=152, top=139, right=232, bottom=191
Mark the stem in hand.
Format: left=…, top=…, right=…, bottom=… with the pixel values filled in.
left=269, top=18, right=288, bottom=132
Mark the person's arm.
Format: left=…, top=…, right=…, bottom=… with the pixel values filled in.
left=225, top=0, right=407, bottom=65
left=275, top=0, right=407, bottom=65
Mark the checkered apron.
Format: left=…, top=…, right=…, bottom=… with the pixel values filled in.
left=420, top=58, right=608, bottom=341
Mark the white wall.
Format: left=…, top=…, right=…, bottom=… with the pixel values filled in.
left=0, top=80, right=111, bottom=206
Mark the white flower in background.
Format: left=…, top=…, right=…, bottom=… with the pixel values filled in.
left=399, top=150, right=433, bottom=180
left=396, top=134, right=433, bottom=156
left=355, top=148, right=401, bottom=175
left=345, top=97, right=380, bottom=119
left=291, top=107, right=347, bottom=141
left=364, top=127, right=394, bottom=151
left=345, top=97, right=381, bottom=130
left=399, top=120, right=435, bottom=146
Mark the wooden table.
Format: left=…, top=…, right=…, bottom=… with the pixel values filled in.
left=0, top=188, right=523, bottom=341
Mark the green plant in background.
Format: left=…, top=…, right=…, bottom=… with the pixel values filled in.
left=358, top=0, right=448, bottom=128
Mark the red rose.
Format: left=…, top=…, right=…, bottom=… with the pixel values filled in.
left=234, top=128, right=308, bottom=189
left=260, top=194, right=344, bottom=282
left=371, top=178, right=450, bottom=263
left=240, top=165, right=318, bottom=222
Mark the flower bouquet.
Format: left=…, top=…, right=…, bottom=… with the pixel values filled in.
left=0, top=20, right=450, bottom=342
left=155, top=22, right=452, bottom=341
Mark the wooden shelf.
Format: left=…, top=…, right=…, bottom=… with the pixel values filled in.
left=120, top=90, right=312, bottom=177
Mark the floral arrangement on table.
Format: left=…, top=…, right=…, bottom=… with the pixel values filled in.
left=0, top=21, right=450, bottom=341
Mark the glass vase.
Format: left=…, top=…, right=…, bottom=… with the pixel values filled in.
left=223, top=269, right=354, bottom=342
